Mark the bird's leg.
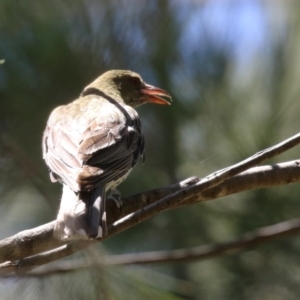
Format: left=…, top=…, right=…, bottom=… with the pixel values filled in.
left=109, top=188, right=122, bottom=208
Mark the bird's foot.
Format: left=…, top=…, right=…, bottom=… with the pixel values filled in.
left=109, top=188, right=122, bottom=208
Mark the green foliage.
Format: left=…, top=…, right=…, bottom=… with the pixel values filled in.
left=1, top=0, right=300, bottom=299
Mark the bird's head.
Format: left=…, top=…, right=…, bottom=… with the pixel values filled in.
left=82, top=70, right=172, bottom=108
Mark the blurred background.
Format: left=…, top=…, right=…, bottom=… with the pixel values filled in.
left=1, top=0, right=300, bottom=299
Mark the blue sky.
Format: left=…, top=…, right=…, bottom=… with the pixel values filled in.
left=178, top=0, right=272, bottom=65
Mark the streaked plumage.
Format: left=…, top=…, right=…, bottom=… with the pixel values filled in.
left=43, top=70, right=171, bottom=240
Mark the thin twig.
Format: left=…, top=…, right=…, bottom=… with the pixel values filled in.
left=105, top=218, right=300, bottom=265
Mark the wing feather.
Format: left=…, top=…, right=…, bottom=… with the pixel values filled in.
left=42, top=95, right=144, bottom=192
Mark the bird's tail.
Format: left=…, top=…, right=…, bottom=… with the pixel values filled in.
left=54, top=185, right=107, bottom=240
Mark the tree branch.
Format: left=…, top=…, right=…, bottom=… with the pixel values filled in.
left=0, top=132, right=300, bottom=274
left=6, top=217, right=300, bottom=277
left=1, top=160, right=299, bottom=275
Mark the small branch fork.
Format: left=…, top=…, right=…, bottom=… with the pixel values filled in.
left=1, top=132, right=300, bottom=276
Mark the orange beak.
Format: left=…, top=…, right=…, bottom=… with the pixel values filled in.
left=141, top=84, right=172, bottom=105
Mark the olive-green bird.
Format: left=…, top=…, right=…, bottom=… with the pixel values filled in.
left=43, top=70, right=171, bottom=240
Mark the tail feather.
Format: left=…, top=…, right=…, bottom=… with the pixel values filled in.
left=89, top=187, right=107, bottom=238
left=54, top=185, right=107, bottom=240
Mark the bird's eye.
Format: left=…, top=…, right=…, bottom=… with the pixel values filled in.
left=132, top=77, right=140, bottom=87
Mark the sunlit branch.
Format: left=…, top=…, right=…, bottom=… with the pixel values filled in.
left=0, top=132, right=300, bottom=274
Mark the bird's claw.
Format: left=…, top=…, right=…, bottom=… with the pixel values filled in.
left=109, top=188, right=122, bottom=208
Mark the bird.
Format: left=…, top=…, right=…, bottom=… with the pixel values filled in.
left=42, top=70, right=171, bottom=241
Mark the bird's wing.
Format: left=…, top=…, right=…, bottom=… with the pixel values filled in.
left=43, top=96, right=144, bottom=191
